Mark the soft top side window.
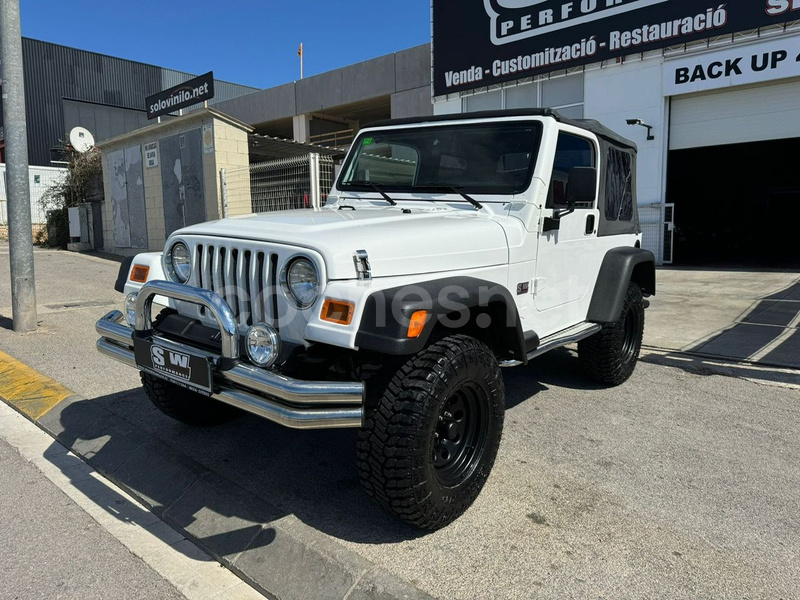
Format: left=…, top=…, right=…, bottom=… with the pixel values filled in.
left=548, top=132, right=595, bottom=208
left=604, top=147, right=634, bottom=222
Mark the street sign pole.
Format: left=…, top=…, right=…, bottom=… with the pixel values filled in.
left=1, top=0, right=38, bottom=332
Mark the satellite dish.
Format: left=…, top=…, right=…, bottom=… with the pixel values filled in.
left=69, top=127, right=95, bottom=152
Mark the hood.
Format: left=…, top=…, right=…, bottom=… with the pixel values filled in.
left=177, top=205, right=510, bottom=279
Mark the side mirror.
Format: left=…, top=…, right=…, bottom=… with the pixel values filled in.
left=566, top=166, right=597, bottom=207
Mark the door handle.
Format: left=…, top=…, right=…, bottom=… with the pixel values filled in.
left=585, top=214, right=596, bottom=235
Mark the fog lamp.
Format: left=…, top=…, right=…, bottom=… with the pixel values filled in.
left=245, top=323, right=281, bottom=368
left=124, top=292, right=138, bottom=327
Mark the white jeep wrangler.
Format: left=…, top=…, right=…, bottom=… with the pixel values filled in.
left=97, top=109, right=655, bottom=530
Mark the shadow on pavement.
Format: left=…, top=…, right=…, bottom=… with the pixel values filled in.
left=42, top=348, right=593, bottom=552
left=40, top=386, right=438, bottom=599
left=47, top=389, right=424, bottom=548
left=684, top=279, right=800, bottom=369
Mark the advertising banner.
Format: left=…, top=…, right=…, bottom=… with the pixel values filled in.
left=663, top=35, right=800, bottom=96
left=433, top=1, right=800, bottom=96
left=146, top=72, right=215, bottom=120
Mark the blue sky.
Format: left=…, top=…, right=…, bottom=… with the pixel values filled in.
left=21, top=0, right=431, bottom=89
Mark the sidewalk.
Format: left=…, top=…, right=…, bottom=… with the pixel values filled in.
left=0, top=434, right=186, bottom=600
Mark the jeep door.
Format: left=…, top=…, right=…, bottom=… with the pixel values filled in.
left=534, top=128, right=600, bottom=326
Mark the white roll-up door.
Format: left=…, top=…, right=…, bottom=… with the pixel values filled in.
left=670, top=78, right=800, bottom=150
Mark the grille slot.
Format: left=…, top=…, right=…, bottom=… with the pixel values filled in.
left=191, top=243, right=276, bottom=329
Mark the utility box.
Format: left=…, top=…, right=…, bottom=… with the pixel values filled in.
left=96, top=108, right=253, bottom=257
left=67, top=205, right=89, bottom=241
left=67, top=204, right=95, bottom=251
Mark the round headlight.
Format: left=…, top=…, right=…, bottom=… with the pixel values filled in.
left=124, top=292, right=138, bottom=327
left=168, top=242, right=192, bottom=283
left=283, top=257, right=319, bottom=308
left=245, top=323, right=281, bottom=367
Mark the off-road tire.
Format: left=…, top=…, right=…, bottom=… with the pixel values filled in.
left=578, top=282, right=644, bottom=386
left=357, top=335, right=505, bottom=530
left=141, top=372, right=239, bottom=426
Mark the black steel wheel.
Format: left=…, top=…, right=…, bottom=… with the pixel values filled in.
left=432, top=383, right=490, bottom=487
left=357, top=335, right=505, bottom=530
left=620, top=299, right=643, bottom=364
left=578, top=281, right=645, bottom=386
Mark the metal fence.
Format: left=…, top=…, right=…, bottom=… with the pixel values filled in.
left=640, top=203, right=674, bottom=266
left=309, top=128, right=355, bottom=149
left=0, top=164, right=67, bottom=227
left=222, top=153, right=336, bottom=217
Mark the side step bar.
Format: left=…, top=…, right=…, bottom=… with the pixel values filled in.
left=501, top=322, right=601, bottom=367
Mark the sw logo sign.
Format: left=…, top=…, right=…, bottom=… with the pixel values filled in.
left=150, top=345, right=192, bottom=381
left=483, top=0, right=667, bottom=45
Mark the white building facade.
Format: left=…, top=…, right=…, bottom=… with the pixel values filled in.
left=432, top=2, right=800, bottom=267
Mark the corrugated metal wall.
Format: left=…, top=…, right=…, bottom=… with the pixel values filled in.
left=0, top=38, right=257, bottom=166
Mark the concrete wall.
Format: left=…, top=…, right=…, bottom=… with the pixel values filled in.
left=98, top=111, right=251, bottom=256
left=215, top=44, right=434, bottom=129
left=214, top=121, right=252, bottom=218
left=391, top=86, right=433, bottom=119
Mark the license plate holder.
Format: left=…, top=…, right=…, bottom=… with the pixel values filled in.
left=133, top=336, right=213, bottom=395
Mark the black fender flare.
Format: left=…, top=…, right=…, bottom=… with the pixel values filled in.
left=587, top=247, right=656, bottom=324
left=355, top=276, right=528, bottom=362
left=114, top=256, right=135, bottom=293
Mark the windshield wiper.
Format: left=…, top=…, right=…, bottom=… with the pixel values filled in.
left=347, top=180, right=397, bottom=206
left=417, top=185, right=483, bottom=210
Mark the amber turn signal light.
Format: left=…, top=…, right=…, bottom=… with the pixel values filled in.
left=407, top=310, right=429, bottom=339
left=321, top=299, right=355, bottom=325
left=130, top=265, right=150, bottom=283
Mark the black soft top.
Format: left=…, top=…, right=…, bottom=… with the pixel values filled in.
left=369, top=108, right=637, bottom=152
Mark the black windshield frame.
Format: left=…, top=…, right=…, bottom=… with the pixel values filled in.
left=337, top=121, right=543, bottom=197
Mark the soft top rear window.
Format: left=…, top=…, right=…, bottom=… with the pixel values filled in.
left=338, top=121, right=543, bottom=196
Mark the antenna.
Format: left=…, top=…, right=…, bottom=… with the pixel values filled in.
left=68, top=126, right=95, bottom=152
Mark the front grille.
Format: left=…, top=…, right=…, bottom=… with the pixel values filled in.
left=193, top=243, right=279, bottom=329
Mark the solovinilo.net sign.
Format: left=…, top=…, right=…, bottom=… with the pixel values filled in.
left=433, top=1, right=800, bottom=96
left=663, top=36, right=800, bottom=96
left=146, top=72, right=215, bottom=120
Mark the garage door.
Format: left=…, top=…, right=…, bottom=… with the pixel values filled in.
left=670, top=78, right=800, bottom=150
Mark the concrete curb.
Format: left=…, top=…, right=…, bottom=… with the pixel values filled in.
left=0, top=358, right=433, bottom=600
left=640, top=347, right=800, bottom=389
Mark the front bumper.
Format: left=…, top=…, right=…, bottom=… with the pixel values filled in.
left=96, top=281, right=364, bottom=430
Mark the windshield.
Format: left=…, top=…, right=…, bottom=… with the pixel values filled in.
left=338, top=121, right=542, bottom=196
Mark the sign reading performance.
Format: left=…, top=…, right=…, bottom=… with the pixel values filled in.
left=432, top=1, right=800, bottom=97
left=146, top=72, right=215, bottom=120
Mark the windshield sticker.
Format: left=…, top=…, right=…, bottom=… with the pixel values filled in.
left=362, top=137, right=374, bottom=146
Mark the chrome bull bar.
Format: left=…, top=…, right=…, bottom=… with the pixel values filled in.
left=96, top=281, right=364, bottom=430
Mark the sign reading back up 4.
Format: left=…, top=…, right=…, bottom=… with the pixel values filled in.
left=432, top=1, right=800, bottom=97
left=663, top=36, right=800, bottom=96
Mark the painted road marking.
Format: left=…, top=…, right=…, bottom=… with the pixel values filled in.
left=0, top=350, right=74, bottom=419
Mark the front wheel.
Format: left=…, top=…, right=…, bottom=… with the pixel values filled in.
left=578, top=281, right=645, bottom=386
left=357, top=335, right=505, bottom=530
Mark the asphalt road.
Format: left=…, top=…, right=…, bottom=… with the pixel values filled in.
left=1, top=246, right=798, bottom=599
left=0, top=436, right=185, bottom=600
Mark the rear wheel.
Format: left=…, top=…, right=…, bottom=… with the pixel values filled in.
left=579, top=282, right=644, bottom=386
left=357, top=335, right=505, bottom=530
left=141, top=372, right=239, bottom=426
